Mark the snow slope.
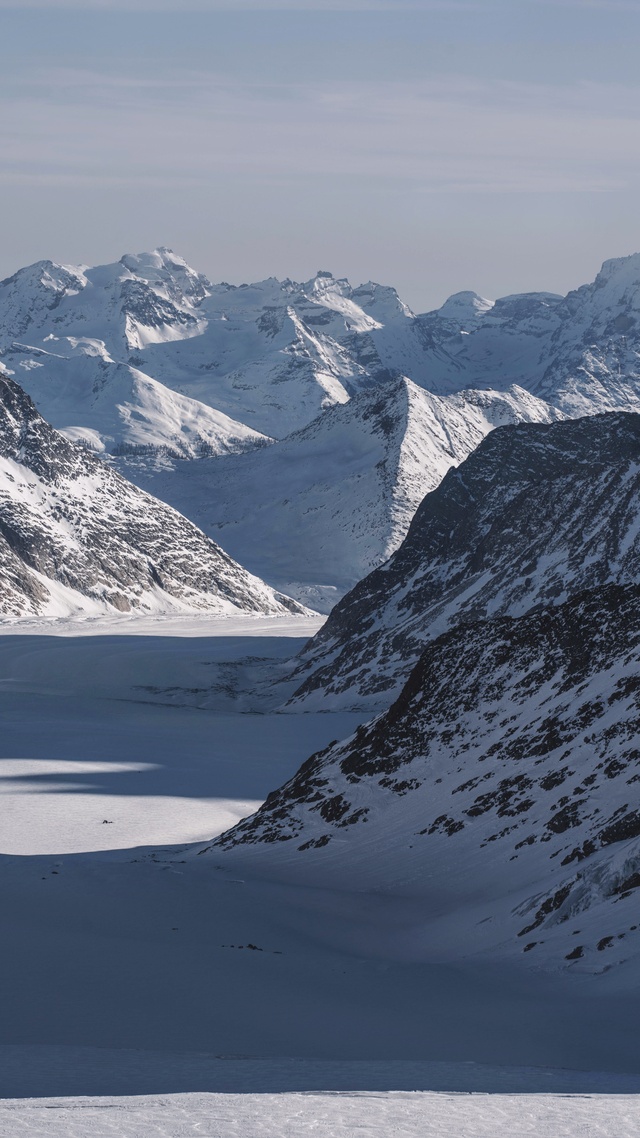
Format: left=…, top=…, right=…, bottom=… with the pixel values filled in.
left=2, top=620, right=640, bottom=1082
left=215, top=582, right=640, bottom=977
left=126, top=378, right=558, bottom=609
left=287, top=411, right=640, bottom=708
left=0, top=373, right=305, bottom=620
left=4, top=1081, right=640, bottom=1137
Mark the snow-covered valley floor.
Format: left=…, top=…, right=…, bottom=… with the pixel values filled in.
left=2, top=615, right=640, bottom=1134
left=3, top=1082, right=640, bottom=1137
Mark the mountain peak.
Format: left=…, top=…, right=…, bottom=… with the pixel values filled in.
left=5, top=258, right=86, bottom=292
left=0, top=372, right=305, bottom=620
left=436, top=290, right=494, bottom=327
left=595, top=251, right=640, bottom=284
left=119, top=248, right=204, bottom=281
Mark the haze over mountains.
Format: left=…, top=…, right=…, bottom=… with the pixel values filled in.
left=5, top=248, right=640, bottom=604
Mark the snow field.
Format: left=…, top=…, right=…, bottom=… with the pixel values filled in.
left=1, top=616, right=639, bottom=1136
left=2, top=1088, right=640, bottom=1138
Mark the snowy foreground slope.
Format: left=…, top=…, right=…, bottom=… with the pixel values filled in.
left=3, top=1080, right=640, bottom=1137
left=132, top=378, right=556, bottom=607
left=287, top=411, right=640, bottom=708
left=0, top=373, right=304, bottom=619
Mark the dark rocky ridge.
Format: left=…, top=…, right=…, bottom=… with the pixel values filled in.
left=285, top=412, right=640, bottom=710
left=212, top=581, right=640, bottom=969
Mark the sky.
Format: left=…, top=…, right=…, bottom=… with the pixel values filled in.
left=2, top=0, right=640, bottom=309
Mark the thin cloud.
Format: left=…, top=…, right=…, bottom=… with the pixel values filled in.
left=1, top=71, right=639, bottom=195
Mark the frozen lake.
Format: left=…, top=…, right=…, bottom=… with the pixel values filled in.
left=1, top=614, right=639, bottom=1133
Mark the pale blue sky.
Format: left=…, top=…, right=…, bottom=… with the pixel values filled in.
left=2, top=0, right=640, bottom=308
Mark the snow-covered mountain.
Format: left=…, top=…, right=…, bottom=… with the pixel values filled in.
left=286, top=412, right=640, bottom=708
left=6, top=248, right=640, bottom=609
left=8, top=248, right=640, bottom=460
left=212, top=580, right=640, bottom=974
left=395, top=254, right=640, bottom=416
left=0, top=250, right=271, bottom=459
left=0, top=251, right=378, bottom=448
left=209, top=414, right=640, bottom=976
left=0, top=372, right=305, bottom=620
left=128, top=378, right=558, bottom=609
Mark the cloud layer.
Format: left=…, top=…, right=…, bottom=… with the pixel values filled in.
left=2, top=69, right=639, bottom=195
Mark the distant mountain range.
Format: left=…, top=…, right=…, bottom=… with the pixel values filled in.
left=6, top=248, right=640, bottom=602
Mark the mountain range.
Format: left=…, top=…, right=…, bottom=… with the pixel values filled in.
left=130, top=377, right=556, bottom=609
left=7, top=248, right=640, bottom=602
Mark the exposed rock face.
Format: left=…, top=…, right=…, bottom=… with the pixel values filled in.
left=0, top=373, right=305, bottom=620
left=212, top=582, right=640, bottom=972
left=207, top=411, right=640, bottom=972
left=286, top=412, right=640, bottom=709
